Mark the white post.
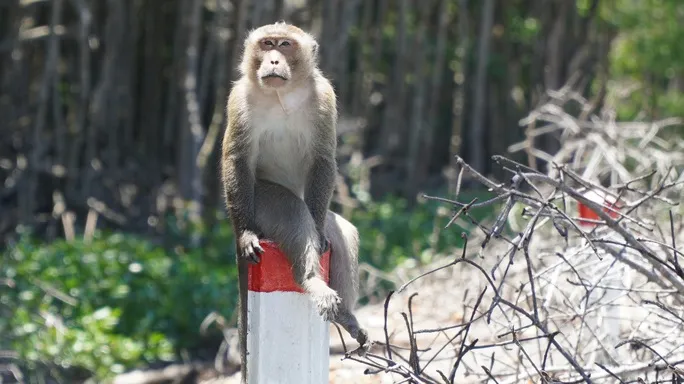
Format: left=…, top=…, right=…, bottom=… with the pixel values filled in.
left=245, top=240, right=331, bottom=384
left=577, top=189, right=623, bottom=365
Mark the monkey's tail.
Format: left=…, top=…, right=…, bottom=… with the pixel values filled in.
left=237, top=252, right=249, bottom=384
left=325, top=211, right=360, bottom=311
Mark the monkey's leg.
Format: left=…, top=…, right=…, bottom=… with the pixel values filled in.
left=254, top=180, right=341, bottom=319
left=325, top=211, right=371, bottom=351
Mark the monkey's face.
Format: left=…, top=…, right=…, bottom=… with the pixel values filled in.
left=241, top=23, right=319, bottom=91
left=255, top=38, right=297, bottom=89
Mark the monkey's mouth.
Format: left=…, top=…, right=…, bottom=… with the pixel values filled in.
left=261, top=73, right=288, bottom=81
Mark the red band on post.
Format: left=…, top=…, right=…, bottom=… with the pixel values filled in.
left=247, top=239, right=331, bottom=293
left=577, top=191, right=622, bottom=227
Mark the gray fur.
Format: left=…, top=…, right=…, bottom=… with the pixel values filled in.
left=254, top=180, right=367, bottom=345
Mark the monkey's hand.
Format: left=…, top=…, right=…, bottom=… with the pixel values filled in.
left=237, top=230, right=264, bottom=263
left=337, top=316, right=372, bottom=357
left=353, top=328, right=372, bottom=357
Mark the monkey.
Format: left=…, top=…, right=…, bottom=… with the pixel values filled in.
left=220, top=21, right=370, bottom=380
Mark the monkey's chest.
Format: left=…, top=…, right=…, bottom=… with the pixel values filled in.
left=253, top=114, right=314, bottom=199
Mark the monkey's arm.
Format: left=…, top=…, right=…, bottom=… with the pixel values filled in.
left=304, top=152, right=336, bottom=235
left=221, top=89, right=263, bottom=262
left=222, top=151, right=256, bottom=233
left=304, top=82, right=338, bottom=247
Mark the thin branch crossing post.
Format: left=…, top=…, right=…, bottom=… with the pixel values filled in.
left=245, top=240, right=331, bottom=383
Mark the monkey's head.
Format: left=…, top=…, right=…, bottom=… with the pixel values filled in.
left=240, top=22, right=319, bottom=90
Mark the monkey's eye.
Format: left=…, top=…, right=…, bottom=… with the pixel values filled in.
left=264, top=40, right=274, bottom=46
left=279, top=41, right=291, bottom=47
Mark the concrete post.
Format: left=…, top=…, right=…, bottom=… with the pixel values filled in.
left=245, top=240, right=331, bottom=384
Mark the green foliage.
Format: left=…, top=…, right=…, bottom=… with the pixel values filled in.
left=350, top=191, right=497, bottom=272
left=1, top=229, right=238, bottom=380
left=506, top=7, right=541, bottom=45
left=602, top=0, right=684, bottom=119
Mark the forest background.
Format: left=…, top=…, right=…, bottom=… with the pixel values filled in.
left=1, top=0, right=683, bottom=381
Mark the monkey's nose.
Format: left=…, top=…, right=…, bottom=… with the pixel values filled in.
left=271, top=60, right=279, bottom=65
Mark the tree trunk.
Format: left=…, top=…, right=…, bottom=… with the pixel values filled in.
left=178, top=0, right=204, bottom=226
left=405, top=2, right=431, bottom=201
left=468, top=0, right=495, bottom=174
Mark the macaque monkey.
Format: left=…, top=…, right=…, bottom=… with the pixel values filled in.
left=220, top=21, right=370, bottom=378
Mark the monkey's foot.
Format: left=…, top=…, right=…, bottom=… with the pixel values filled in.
left=307, top=281, right=341, bottom=321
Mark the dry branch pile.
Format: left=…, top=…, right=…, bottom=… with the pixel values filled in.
left=330, top=92, right=684, bottom=383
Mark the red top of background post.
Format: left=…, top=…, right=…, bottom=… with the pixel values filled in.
left=577, top=189, right=622, bottom=227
